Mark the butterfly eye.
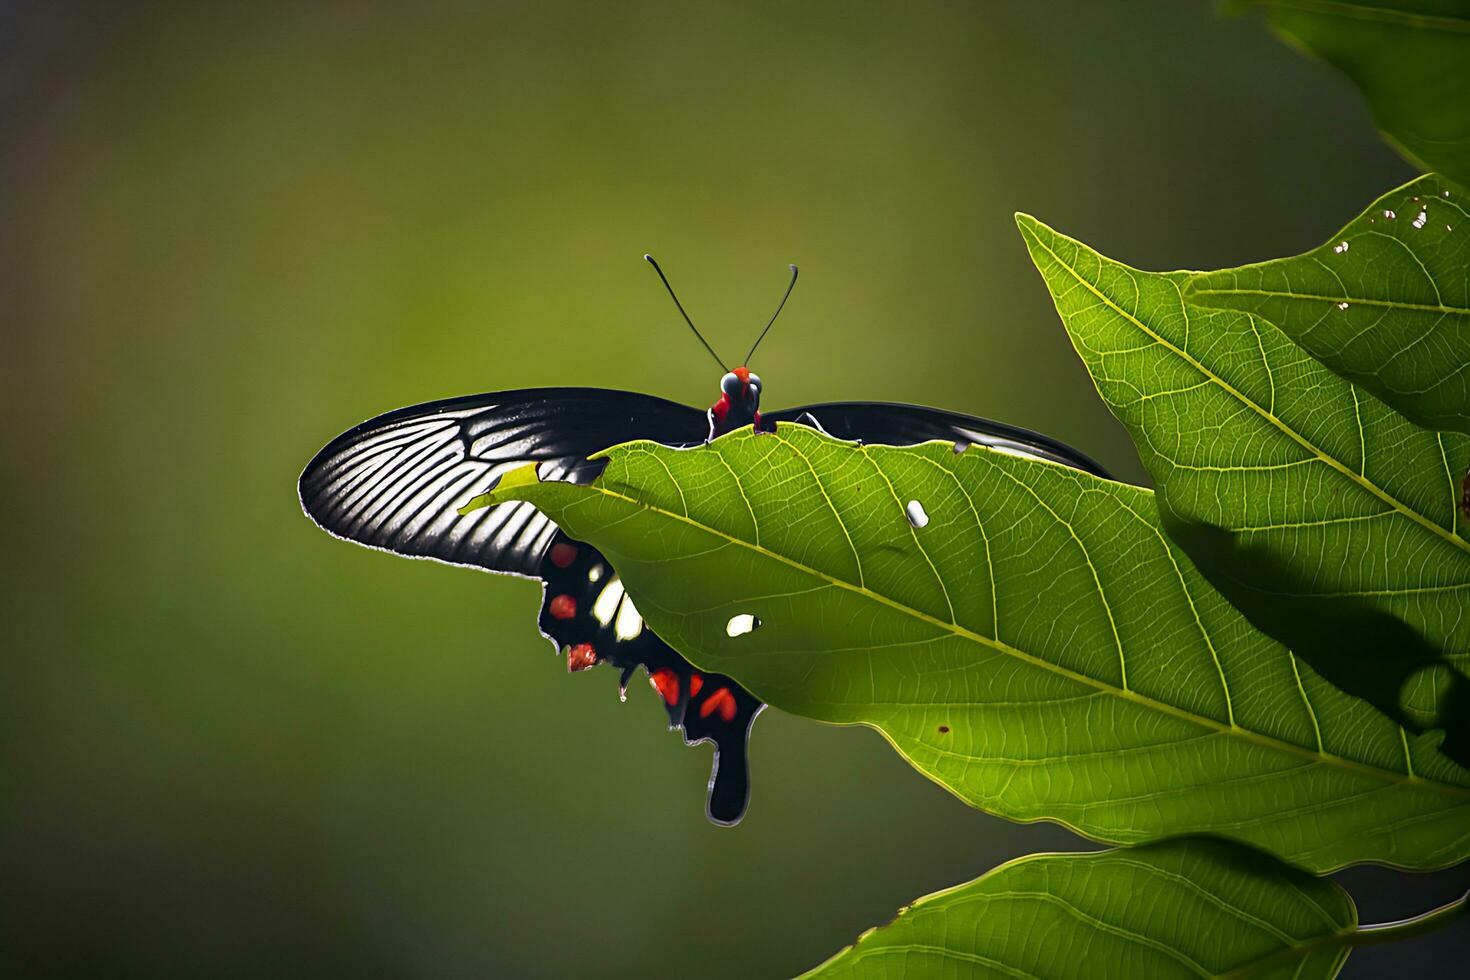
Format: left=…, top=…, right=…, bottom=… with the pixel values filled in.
left=721, top=372, right=742, bottom=396
left=748, top=374, right=762, bottom=390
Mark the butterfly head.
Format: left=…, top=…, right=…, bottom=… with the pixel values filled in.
left=642, top=255, right=792, bottom=437
left=712, top=366, right=763, bottom=434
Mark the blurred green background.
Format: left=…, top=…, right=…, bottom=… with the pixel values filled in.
left=5, top=2, right=1464, bottom=977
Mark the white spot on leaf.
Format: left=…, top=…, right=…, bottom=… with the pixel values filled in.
left=726, top=613, right=761, bottom=637
left=905, top=499, right=930, bottom=528
left=1333, top=241, right=1350, bottom=254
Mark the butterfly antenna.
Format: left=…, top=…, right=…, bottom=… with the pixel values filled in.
left=644, top=254, right=727, bottom=372
left=744, top=264, right=798, bottom=366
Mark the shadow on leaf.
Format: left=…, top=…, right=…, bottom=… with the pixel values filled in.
left=1160, top=512, right=1470, bottom=769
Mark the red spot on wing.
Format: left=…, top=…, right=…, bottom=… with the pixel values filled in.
left=567, top=643, right=598, bottom=672
left=699, top=686, right=737, bottom=723
left=549, top=594, right=577, bottom=620
left=649, top=668, right=680, bottom=706
left=549, top=542, right=579, bottom=568
left=689, top=673, right=704, bottom=697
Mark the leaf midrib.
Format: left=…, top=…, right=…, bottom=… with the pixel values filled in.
left=1189, top=285, right=1470, bottom=318
left=1021, top=221, right=1470, bottom=562
left=545, top=463, right=1468, bottom=800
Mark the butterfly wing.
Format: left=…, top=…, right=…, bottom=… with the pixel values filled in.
left=763, top=401, right=1112, bottom=478
left=299, top=387, right=707, bottom=576
left=299, top=387, right=764, bottom=823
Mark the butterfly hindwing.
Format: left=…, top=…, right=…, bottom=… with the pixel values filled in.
left=534, top=530, right=761, bottom=824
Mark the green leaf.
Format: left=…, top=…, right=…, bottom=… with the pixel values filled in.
left=800, top=838, right=1357, bottom=980
left=1018, top=213, right=1470, bottom=747
left=489, top=425, right=1470, bottom=872
left=1187, top=175, right=1470, bottom=434
left=1247, top=0, right=1470, bottom=191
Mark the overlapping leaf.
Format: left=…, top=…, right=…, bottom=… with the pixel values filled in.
left=1187, top=175, right=1470, bottom=433
left=1019, top=214, right=1470, bottom=750
left=484, top=426, right=1470, bottom=872
left=1245, top=0, right=1470, bottom=191
left=801, top=838, right=1357, bottom=980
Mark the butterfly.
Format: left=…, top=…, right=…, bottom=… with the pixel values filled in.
left=298, top=257, right=1110, bottom=825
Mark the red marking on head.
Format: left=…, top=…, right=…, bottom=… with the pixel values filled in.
left=549, top=594, right=577, bottom=620
left=699, top=686, right=737, bottom=723
left=649, top=667, right=680, bottom=706
left=566, top=643, right=598, bottom=672
left=549, top=542, right=579, bottom=569
left=711, top=396, right=731, bottom=422
left=732, top=366, right=751, bottom=383
left=689, top=673, right=704, bottom=698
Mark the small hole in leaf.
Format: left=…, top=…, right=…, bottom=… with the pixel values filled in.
left=726, top=613, right=761, bottom=637
left=905, top=499, right=929, bottom=528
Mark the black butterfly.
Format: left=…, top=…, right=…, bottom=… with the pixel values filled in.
left=298, top=258, right=1110, bottom=825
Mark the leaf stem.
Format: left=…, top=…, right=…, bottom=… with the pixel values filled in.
left=1350, top=888, right=1469, bottom=948
left=1223, top=889, right=1469, bottom=979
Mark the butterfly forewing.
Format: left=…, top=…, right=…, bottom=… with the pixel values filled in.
left=299, top=388, right=706, bottom=575
left=765, top=401, right=1110, bottom=476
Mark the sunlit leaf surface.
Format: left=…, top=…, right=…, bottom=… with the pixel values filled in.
left=801, top=839, right=1356, bottom=980
left=1249, top=0, right=1470, bottom=191
left=488, top=426, right=1470, bottom=872
left=1019, top=214, right=1470, bottom=747
left=1188, top=175, right=1470, bottom=434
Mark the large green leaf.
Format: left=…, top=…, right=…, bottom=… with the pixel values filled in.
left=1018, top=213, right=1470, bottom=756
left=479, top=426, right=1470, bottom=871
left=1187, top=175, right=1470, bottom=434
left=1245, top=0, right=1470, bottom=191
left=800, top=838, right=1357, bottom=980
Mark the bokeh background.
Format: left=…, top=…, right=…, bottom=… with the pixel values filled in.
left=4, top=1, right=1466, bottom=977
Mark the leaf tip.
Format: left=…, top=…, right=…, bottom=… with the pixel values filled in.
left=1014, top=212, right=1056, bottom=251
